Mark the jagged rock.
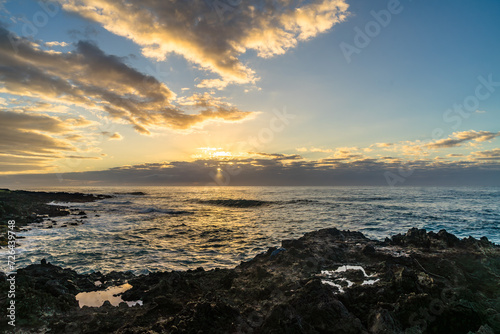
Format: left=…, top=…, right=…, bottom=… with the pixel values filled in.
left=0, top=227, right=498, bottom=333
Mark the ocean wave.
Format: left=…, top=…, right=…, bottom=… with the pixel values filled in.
left=138, top=207, right=193, bottom=215
left=198, top=198, right=322, bottom=208
left=198, top=199, right=272, bottom=208
left=336, top=196, right=393, bottom=202
left=113, top=192, right=146, bottom=196
left=47, top=201, right=72, bottom=206
left=101, top=200, right=133, bottom=205
left=284, top=199, right=320, bottom=204
left=9, top=186, right=500, bottom=274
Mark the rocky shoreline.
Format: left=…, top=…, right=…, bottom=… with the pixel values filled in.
left=0, top=189, right=111, bottom=245
left=0, top=190, right=499, bottom=333
left=0, top=227, right=498, bottom=333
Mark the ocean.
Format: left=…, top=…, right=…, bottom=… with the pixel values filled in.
left=3, top=186, right=499, bottom=274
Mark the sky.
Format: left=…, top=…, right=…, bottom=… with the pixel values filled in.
left=0, top=0, right=499, bottom=187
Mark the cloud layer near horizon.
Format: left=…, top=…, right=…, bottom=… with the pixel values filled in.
left=60, top=0, right=350, bottom=88
left=1, top=151, right=499, bottom=186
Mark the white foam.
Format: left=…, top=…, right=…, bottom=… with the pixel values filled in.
left=47, top=201, right=73, bottom=206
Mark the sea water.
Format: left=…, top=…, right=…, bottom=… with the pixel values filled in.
left=2, top=186, right=499, bottom=274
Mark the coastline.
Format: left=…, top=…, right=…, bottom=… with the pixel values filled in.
left=0, top=189, right=111, bottom=246
left=0, top=190, right=499, bottom=333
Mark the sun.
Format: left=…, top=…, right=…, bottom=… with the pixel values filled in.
left=192, top=147, right=242, bottom=160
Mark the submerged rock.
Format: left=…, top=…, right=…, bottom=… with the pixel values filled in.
left=113, top=191, right=146, bottom=196
left=0, top=228, right=498, bottom=333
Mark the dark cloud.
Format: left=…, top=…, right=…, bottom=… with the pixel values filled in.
left=471, top=148, right=500, bottom=160
left=1, top=154, right=499, bottom=186
left=0, top=27, right=254, bottom=134
left=426, top=131, right=500, bottom=149
left=67, top=24, right=99, bottom=40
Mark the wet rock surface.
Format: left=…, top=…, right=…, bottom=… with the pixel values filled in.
left=1, top=227, right=498, bottom=333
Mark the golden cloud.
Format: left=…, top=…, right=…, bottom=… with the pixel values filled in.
left=60, top=0, right=349, bottom=88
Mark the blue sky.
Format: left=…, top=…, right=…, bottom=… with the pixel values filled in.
left=0, top=0, right=499, bottom=185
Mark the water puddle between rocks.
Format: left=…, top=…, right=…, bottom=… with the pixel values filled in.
left=320, top=265, right=380, bottom=293
left=76, top=283, right=143, bottom=307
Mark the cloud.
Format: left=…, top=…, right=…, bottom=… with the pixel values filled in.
left=371, top=142, right=394, bottom=148
left=294, top=130, right=500, bottom=164
left=197, top=78, right=230, bottom=90
left=370, top=130, right=500, bottom=159
left=311, top=148, right=331, bottom=153
left=471, top=148, right=500, bottom=160
left=45, top=41, right=70, bottom=47
left=332, top=147, right=361, bottom=159
left=109, top=133, right=122, bottom=140
left=3, top=152, right=499, bottom=186
left=310, top=147, right=334, bottom=153
left=0, top=27, right=254, bottom=133
left=0, top=110, right=97, bottom=172
left=68, top=25, right=100, bottom=39
left=426, top=130, right=500, bottom=149
left=400, top=142, right=429, bottom=156
left=101, top=131, right=123, bottom=140
left=60, top=0, right=349, bottom=87
left=295, top=146, right=335, bottom=153
left=250, top=152, right=302, bottom=160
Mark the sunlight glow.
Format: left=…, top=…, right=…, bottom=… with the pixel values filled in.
left=192, top=147, right=245, bottom=160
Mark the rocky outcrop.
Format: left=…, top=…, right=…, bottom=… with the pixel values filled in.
left=1, top=227, right=498, bottom=333
left=0, top=189, right=111, bottom=244
left=0, top=189, right=111, bottom=225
